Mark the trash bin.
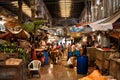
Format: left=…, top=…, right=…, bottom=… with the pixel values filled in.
left=77, top=55, right=88, bottom=74
left=43, top=51, right=49, bottom=65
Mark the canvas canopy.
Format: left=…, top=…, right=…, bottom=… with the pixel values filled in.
left=0, top=29, right=30, bottom=41
left=88, top=23, right=113, bottom=31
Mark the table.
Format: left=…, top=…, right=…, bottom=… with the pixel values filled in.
left=35, top=48, right=45, bottom=52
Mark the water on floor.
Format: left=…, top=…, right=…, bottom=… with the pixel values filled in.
left=27, top=54, right=86, bottom=80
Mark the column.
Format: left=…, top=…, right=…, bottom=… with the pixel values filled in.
left=31, top=0, right=36, bottom=21
left=91, top=0, right=94, bottom=22
left=18, top=0, right=23, bottom=24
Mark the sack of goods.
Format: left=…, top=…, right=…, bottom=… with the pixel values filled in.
left=78, top=70, right=107, bottom=80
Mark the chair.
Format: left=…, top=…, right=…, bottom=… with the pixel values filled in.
left=28, top=60, right=41, bottom=77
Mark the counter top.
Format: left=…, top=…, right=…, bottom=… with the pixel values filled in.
left=0, top=58, right=23, bottom=66
left=35, top=48, right=45, bottom=52
left=96, top=48, right=116, bottom=52
left=111, top=58, right=120, bottom=63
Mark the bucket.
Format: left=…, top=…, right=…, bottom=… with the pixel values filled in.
left=77, top=55, right=88, bottom=74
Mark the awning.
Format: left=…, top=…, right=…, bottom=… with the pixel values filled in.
left=4, top=18, right=19, bottom=28
left=88, top=23, right=113, bottom=31
left=7, top=29, right=30, bottom=39
left=0, top=29, right=30, bottom=41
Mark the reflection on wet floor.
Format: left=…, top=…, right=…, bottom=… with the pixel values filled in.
left=27, top=57, right=86, bottom=80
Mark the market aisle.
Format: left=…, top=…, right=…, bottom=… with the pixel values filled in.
left=27, top=53, right=86, bottom=80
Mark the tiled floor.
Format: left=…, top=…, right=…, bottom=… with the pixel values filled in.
left=27, top=55, right=86, bottom=80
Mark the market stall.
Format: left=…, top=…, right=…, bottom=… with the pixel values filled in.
left=109, top=58, right=120, bottom=80
left=95, top=48, right=116, bottom=74
left=0, top=58, right=25, bottom=80
left=87, top=47, right=96, bottom=65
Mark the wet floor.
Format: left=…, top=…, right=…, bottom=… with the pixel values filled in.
left=27, top=54, right=86, bottom=80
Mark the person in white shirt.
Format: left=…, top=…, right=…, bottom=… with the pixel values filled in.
left=71, top=43, right=75, bottom=53
left=67, top=55, right=77, bottom=68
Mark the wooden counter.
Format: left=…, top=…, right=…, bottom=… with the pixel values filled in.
left=0, top=58, right=25, bottom=80
left=35, top=48, right=45, bottom=52
left=95, top=48, right=116, bottom=74
left=87, top=47, right=96, bottom=65
left=109, top=58, right=120, bottom=80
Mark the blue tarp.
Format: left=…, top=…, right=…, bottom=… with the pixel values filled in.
left=69, top=27, right=84, bottom=32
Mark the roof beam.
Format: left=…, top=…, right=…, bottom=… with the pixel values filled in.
left=0, top=0, right=17, bottom=2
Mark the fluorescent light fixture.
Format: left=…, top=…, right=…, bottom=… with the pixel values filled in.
left=59, top=0, right=72, bottom=17
left=96, top=0, right=100, bottom=5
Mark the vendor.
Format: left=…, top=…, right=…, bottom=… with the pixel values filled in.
left=36, top=51, right=44, bottom=65
left=100, top=32, right=110, bottom=48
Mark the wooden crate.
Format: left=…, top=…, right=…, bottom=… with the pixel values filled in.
left=0, top=58, right=25, bottom=80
